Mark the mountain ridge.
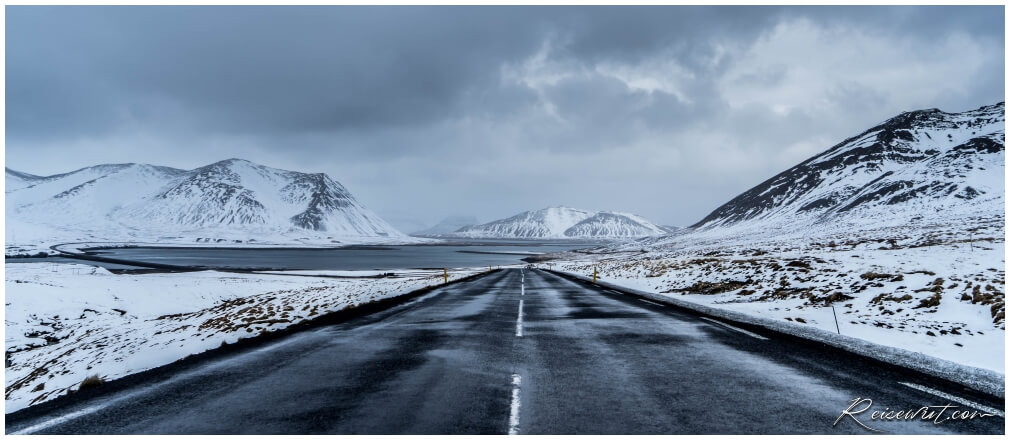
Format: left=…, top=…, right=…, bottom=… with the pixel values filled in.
left=452, top=206, right=669, bottom=239
left=6, top=159, right=405, bottom=250
left=412, top=216, right=480, bottom=236
left=691, top=102, right=1004, bottom=230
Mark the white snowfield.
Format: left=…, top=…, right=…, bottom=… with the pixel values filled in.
left=552, top=102, right=1005, bottom=378
left=4, top=263, right=481, bottom=413
left=555, top=215, right=1005, bottom=375
left=452, top=206, right=670, bottom=239
left=5, top=159, right=415, bottom=256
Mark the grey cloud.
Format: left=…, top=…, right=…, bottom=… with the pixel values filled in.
left=552, top=6, right=786, bottom=65
left=7, top=7, right=552, bottom=139
left=6, top=6, right=1004, bottom=227
left=734, top=65, right=789, bottom=89
left=532, top=72, right=715, bottom=153
left=785, top=6, right=1004, bottom=42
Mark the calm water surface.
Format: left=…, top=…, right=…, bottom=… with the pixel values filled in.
left=73, top=241, right=601, bottom=270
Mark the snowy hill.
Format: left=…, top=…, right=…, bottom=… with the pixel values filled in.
left=564, top=212, right=668, bottom=238
left=693, top=102, right=1004, bottom=230
left=551, top=101, right=1005, bottom=374
left=452, top=206, right=668, bottom=239
left=412, top=216, right=479, bottom=236
left=5, top=167, right=47, bottom=191
left=6, top=159, right=406, bottom=252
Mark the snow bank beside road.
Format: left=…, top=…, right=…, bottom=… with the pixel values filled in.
left=5, top=263, right=478, bottom=413
left=551, top=217, right=1005, bottom=377
left=554, top=270, right=1004, bottom=399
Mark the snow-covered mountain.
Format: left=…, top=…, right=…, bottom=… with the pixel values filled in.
left=693, top=102, right=1004, bottom=230
left=550, top=102, right=1006, bottom=376
left=565, top=212, right=670, bottom=238
left=5, top=159, right=406, bottom=251
left=412, top=215, right=479, bottom=236
left=452, top=206, right=668, bottom=239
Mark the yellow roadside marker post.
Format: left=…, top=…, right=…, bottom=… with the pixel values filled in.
left=593, top=267, right=598, bottom=284
left=444, top=268, right=448, bottom=284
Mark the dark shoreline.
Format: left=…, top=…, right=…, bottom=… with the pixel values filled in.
left=76, top=239, right=610, bottom=253
left=23, top=240, right=598, bottom=272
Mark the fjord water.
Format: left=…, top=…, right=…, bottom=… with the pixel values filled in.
left=77, top=241, right=598, bottom=270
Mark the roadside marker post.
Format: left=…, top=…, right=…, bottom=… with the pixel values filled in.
left=444, top=268, right=448, bottom=284
left=593, top=267, right=598, bottom=284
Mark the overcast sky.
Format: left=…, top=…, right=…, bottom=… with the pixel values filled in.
left=6, top=6, right=1004, bottom=231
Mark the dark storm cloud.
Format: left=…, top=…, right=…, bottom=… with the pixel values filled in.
left=6, top=6, right=778, bottom=141
left=8, top=6, right=997, bottom=140
left=8, top=7, right=559, bottom=139
left=6, top=6, right=1004, bottom=228
left=545, top=6, right=784, bottom=63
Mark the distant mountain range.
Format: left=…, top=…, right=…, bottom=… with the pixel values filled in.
left=6, top=158, right=404, bottom=248
left=693, top=102, right=1005, bottom=230
left=448, top=206, right=673, bottom=239
left=12, top=101, right=993, bottom=252
left=412, top=216, right=480, bottom=236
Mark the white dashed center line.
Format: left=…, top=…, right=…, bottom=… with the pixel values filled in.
left=508, top=374, right=522, bottom=434
left=516, top=299, right=524, bottom=337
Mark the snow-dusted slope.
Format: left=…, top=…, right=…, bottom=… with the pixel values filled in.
left=564, top=212, right=668, bottom=238
left=6, top=159, right=405, bottom=251
left=453, top=206, right=668, bottom=239
left=5, top=167, right=47, bottom=191
left=549, top=101, right=1005, bottom=375
left=412, top=215, right=479, bottom=236
left=694, top=102, right=1004, bottom=230
left=11, top=164, right=188, bottom=228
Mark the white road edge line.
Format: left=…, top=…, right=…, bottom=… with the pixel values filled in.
left=11, top=400, right=125, bottom=435
left=898, top=382, right=1005, bottom=418
left=700, top=317, right=769, bottom=341
left=508, top=374, right=522, bottom=435
left=10, top=334, right=306, bottom=435
left=516, top=299, right=524, bottom=337
left=636, top=298, right=665, bottom=307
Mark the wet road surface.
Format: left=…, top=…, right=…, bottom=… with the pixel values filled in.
left=6, top=269, right=1004, bottom=434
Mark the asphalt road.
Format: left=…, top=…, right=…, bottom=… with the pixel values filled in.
left=6, top=269, right=1005, bottom=434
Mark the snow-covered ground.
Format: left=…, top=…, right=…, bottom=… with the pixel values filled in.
left=547, top=102, right=1005, bottom=378
left=4, top=224, right=434, bottom=257
left=4, top=263, right=482, bottom=413
left=552, top=214, right=1005, bottom=375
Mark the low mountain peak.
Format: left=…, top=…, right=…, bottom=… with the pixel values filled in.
left=209, top=158, right=257, bottom=168
left=453, top=206, right=666, bottom=239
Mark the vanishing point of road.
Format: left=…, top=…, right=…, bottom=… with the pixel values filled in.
left=6, top=269, right=1005, bottom=434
